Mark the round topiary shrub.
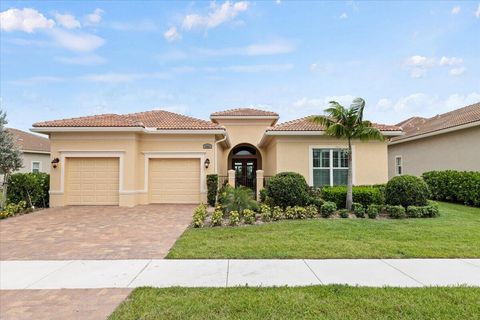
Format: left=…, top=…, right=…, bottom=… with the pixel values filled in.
left=385, top=175, right=430, bottom=208
left=265, top=172, right=310, bottom=208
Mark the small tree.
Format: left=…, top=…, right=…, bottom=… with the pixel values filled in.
left=0, top=109, right=23, bottom=208
left=309, top=98, right=384, bottom=210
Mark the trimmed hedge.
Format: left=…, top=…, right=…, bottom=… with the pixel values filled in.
left=206, top=174, right=218, bottom=206
left=265, top=172, right=310, bottom=208
left=422, top=170, right=480, bottom=207
left=321, top=185, right=384, bottom=209
left=6, top=172, right=49, bottom=208
left=385, top=175, right=429, bottom=208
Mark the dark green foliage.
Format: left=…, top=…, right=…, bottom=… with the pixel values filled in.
left=367, top=205, right=379, bottom=219
left=221, top=186, right=258, bottom=214
left=352, top=202, right=365, bottom=218
left=7, top=172, right=49, bottom=208
left=321, top=185, right=384, bottom=209
left=385, top=175, right=429, bottom=208
left=265, top=172, right=310, bottom=208
left=321, top=201, right=337, bottom=217
left=259, top=188, right=267, bottom=203
left=305, top=205, right=318, bottom=218
left=339, top=209, right=349, bottom=218
left=406, top=206, right=423, bottom=218
left=422, top=170, right=480, bottom=207
left=385, top=205, right=406, bottom=219
left=406, top=202, right=440, bottom=219
left=206, top=174, right=218, bottom=207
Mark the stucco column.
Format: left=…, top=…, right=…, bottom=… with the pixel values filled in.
left=228, top=169, right=236, bottom=187
left=256, top=170, right=264, bottom=201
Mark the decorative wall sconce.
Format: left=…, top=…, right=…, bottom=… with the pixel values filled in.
left=204, top=158, right=210, bottom=169
left=51, top=158, right=60, bottom=169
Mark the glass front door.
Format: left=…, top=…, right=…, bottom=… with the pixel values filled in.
left=233, top=159, right=257, bottom=190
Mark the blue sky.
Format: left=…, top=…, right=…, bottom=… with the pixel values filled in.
left=1, top=1, right=479, bottom=131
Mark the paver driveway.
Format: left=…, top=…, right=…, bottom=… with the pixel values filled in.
left=0, top=204, right=194, bottom=260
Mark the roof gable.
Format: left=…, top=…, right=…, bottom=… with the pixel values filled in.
left=7, top=128, right=50, bottom=152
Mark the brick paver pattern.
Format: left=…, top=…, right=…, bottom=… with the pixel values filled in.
left=0, top=204, right=194, bottom=260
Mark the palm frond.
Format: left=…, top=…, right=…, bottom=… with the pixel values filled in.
left=325, top=123, right=350, bottom=138
left=353, top=126, right=384, bottom=141
left=351, top=98, right=365, bottom=124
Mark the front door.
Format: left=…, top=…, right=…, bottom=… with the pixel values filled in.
left=233, top=159, right=257, bottom=190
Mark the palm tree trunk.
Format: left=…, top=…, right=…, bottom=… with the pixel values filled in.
left=346, top=139, right=353, bottom=210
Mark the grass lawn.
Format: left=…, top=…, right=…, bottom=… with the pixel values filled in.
left=167, top=202, right=480, bottom=259
left=109, top=286, right=480, bottom=320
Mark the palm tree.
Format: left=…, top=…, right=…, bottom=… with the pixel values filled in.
left=309, top=98, right=384, bottom=210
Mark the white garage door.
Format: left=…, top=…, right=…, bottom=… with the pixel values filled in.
left=149, top=158, right=200, bottom=204
left=66, top=157, right=119, bottom=205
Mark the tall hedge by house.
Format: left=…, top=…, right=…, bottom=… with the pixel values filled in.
left=265, top=172, right=310, bottom=208
left=385, top=175, right=429, bottom=208
left=7, top=172, right=49, bottom=208
left=422, top=170, right=480, bottom=207
left=321, top=185, right=385, bottom=209
left=206, top=174, right=218, bottom=206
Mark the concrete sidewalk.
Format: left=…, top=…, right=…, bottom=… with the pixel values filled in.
left=1, top=259, right=479, bottom=289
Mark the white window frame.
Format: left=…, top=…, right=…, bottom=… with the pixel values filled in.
left=31, top=161, right=41, bottom=173
left=309, top=145, right=355, bottom=187
left=395, top=156, right=403, bottom=176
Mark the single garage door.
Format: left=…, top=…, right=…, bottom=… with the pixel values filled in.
left=66, top=157, right=120, bottom=205
left=149, top=158, right=200, bottom=204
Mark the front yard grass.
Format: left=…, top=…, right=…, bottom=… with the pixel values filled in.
left=167, top=202, right=480, bottom=259
left=109, top=286, right=480, bottom=320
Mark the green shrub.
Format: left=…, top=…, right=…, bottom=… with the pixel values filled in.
left=192, top=203, right=208, bottom=228
left=6, top=172, right=49, bottom=208
left=272, top=206, right=283, bottom=221
left=321, top=185, right=384, bottom=209
left=385, top=205, right=405, bottom=219
left=406, top=206, right=423, bottom=218
left=321, top=201, right=337, bottom=218
left=385, top=175, right=429, bottom=208
left=305, top=205, right=318, bottom=218
left=294, top=206, right=307, bottom=219
left=221, top=186, right=258, bottom=214
left=422, top=170, right=480, bottom=207
left=425, top=200, right=440, bottom=218
left=259, top=188, right=267, bottom=203
left=210, top=207, right=223, bottom=226
left=265, top=172, right=310, bottom=208
left=339, top=209, right=349, bottom=218
left=284, top=206, right=296, bottom=219
left=0, top=201, right=27, bottom=219
left=243, top=209, right=256, bottom=224
left=206, top=174, right=218, bottom=207
left=352, top=202, right=365, bottom=218
left=406, top=202, right=440, bottom=218
left=229, top=210, right=240, bottom=226
left=260, top=204, right=272, bottom=222
left=217, top=183, right=230, bottom=206
left=367, top=205, right=379, bottom=219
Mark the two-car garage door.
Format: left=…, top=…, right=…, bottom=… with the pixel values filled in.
left=65, top=157, right=201, bottom=205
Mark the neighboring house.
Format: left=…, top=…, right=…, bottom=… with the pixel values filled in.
left=1, top=129, right=50, bottom=183
left=388, top=102, right=480, bottom=179
left=31, top=109, right=402, bottom=207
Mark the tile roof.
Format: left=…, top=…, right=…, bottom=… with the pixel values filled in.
left=392, top=102, right=480, bottom=142
left=33, top=110, right=223, bottom=131
left=7, top=128, right=50, bottom=153
left=211, top=108, right=279, bottom=117
left=267, top=116, right=402, bottom=132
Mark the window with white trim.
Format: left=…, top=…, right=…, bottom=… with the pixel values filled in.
left=395, top=156, right=402, bottom=175
left=312, top=148, right=349, bottom=187
left=32, top=161, right=40, bottom=173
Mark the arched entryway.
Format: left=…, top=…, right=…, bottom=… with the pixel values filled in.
left=228, top=144, right=262, bottom=190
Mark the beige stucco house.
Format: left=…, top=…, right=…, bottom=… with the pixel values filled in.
left=388, top=102, right=480, bottom=178
left=31, top=108, right=402, bottom=207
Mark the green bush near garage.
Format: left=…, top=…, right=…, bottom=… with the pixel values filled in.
left=321, top=185, right=384, bottom=209
left=6, top=172, right=49, bottom=208
left=206, top=174, right=218, bottom=206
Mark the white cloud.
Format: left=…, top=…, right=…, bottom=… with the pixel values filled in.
left=451, top=6, right=461, bottom=14
left=376, top=98, right=392, bottom=111
left=10, top=76, right=64, bottom=85
left=275, top=0, right=282, bottom=4
left=81, top=72, right=169, bottom=83
left=476, top=4, right=480, bottom=18
left=85, top=8, right=103, bottom=24
left=164, top=26, right=181, bottom=41
left=449, top=67, right=466, bottom=76
left=222, top=63, right=293, bottom=73
left=49, top=29, right=104, bottom=52
left=54, top=13, right=80, bottom=29
left=56, top=55, right=106, bottom=65
left=405, top=55, right=436, bottom=67
left=0, top=8, right=55, bottom=32
left=339, top=12, right=348, bottom=19
left=439, top=56, right=463, bottom=66
left=182, top=1, right=249, bottom=30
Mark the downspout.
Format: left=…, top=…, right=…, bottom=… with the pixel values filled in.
left=214, top=131, right=229, bottom=174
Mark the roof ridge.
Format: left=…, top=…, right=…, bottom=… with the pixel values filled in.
left=211, top=107, right=279, bottom=116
